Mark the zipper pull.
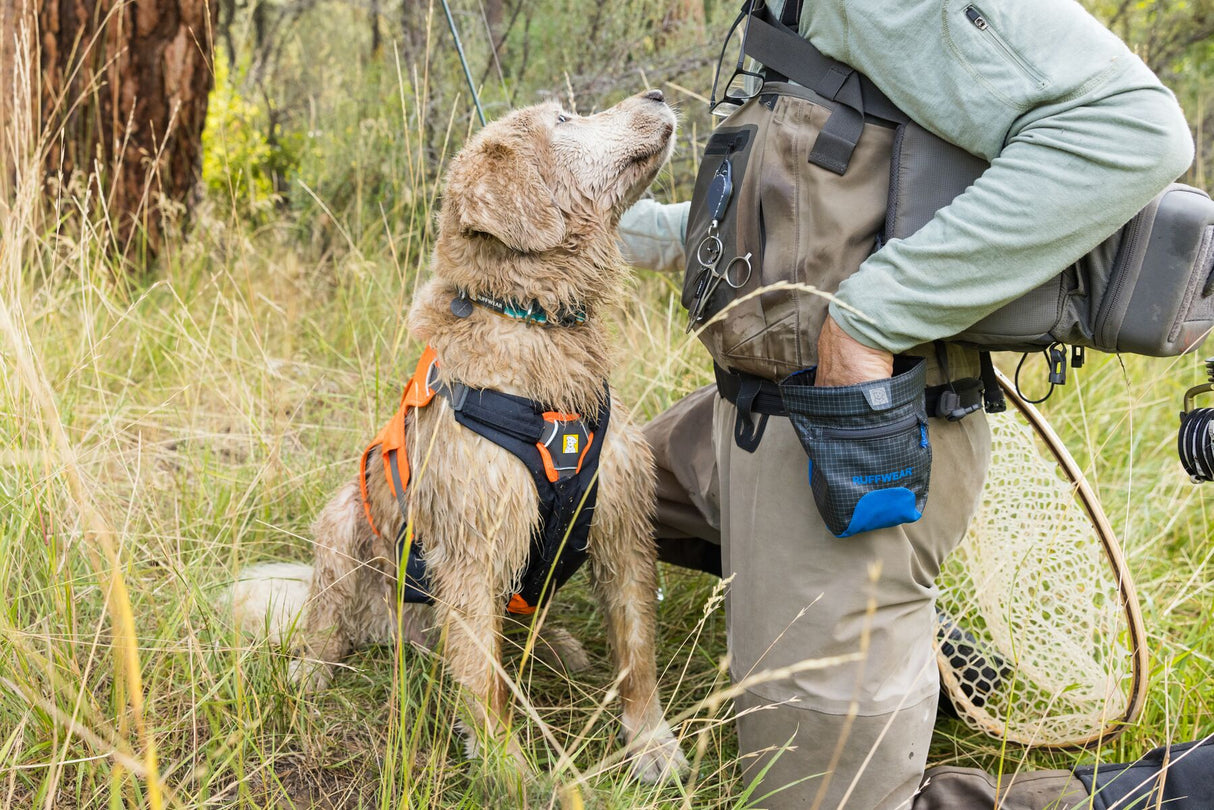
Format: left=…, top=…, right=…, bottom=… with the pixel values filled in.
left=707, top=158, right=734, bottom=225
left=965, top=5, right=988, bottom=29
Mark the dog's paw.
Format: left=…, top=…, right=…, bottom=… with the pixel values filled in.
left=556, top=641, right=591, bottom=674
left=288, top=658, right=331, bottom=692
left=538, top=626, right=591, bottom=674
left=626, top=722, right=689, bottom=785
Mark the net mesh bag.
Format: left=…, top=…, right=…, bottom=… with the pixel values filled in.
left=935, top=382, right=1146, bottom=748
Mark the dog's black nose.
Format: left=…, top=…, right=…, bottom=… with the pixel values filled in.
left=643, top=89, right=665, bottom=103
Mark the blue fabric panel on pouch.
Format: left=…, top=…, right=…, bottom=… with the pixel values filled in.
left=840, top=487, right=922, bottom=537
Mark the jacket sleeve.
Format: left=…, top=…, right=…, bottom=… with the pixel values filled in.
left=830, top=77, right=1194, bottom=353
left=618, top=199, right=690, bottom=274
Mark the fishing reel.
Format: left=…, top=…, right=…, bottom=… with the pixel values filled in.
left=1178, top=357, right=1214, bottom=482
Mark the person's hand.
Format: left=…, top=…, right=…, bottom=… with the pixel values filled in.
left=815, top=315, right=894, bottom=387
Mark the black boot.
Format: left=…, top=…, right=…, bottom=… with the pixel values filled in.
left=935, top=610, right=1014, bottom=718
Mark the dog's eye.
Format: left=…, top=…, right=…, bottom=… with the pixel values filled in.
left=556, top=113, right=570, bottom=125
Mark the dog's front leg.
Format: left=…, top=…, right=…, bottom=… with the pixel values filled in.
left=589, top=423, right=689, bottom=783
left=428, top=552, right=530, bottom=777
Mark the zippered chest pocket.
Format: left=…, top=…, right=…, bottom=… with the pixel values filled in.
left=945, top=0, right=1053, bottom=111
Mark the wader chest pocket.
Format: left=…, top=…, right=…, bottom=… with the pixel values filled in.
left=780, top=358, right=931, bottom=538
left=682, top=124, right=760, bottom=326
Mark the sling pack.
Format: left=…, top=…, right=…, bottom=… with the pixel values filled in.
left=360, top=347, right=609, bottom=616
left=684, top=1, right=1214, bottom=382
left=1074, top=736, right=1214, bottom=809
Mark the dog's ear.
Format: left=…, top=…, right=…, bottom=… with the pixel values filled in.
left=452, top=141, right=566, bottom=253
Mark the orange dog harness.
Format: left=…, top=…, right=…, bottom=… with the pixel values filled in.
left=359, top=346, right=440, bottom=532
left=359, top=347, right=610, bottom=614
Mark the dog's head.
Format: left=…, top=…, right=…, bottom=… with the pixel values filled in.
left=439, top=90, right=676, bottom=256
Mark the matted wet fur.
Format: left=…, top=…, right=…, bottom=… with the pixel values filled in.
left=230, top=90, right=688, bottom=783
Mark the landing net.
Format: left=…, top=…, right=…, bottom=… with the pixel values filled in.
left=936, top=372, right=1147, bottom=748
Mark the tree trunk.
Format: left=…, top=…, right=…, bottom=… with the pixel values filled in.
left=399, top=0, right=429, bottom=74
left=1, top=1, right=35, bottom=195
left=34, top=0, right=218, bottom=265
left=659, top=0, right=705, bottom=45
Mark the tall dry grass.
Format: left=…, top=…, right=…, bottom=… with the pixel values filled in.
left=1, top=3, right=1212, bottom=809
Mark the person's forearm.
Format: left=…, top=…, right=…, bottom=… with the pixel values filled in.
left=831, top=81, right=1194, bottom=353
left=618, top=199, right=690, bottom=273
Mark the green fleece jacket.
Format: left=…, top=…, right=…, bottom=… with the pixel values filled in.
left=619, top=0, right=1195, bottom=354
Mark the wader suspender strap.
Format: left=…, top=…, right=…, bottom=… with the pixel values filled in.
left=754, top=0, right=803, bottom=84
left=743, top=1, right=909, bottom=174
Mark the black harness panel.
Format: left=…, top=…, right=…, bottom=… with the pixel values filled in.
left=395, top=384, right=610, bottom=615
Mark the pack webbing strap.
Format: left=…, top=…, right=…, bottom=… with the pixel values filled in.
left=744, top=2, right=908, bottom=173
left=979, top=351, right=1008, bottom=413
left=779, top=0, right=800, bottom=27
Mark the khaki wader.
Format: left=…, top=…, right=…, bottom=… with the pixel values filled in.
left=644, top=348, right=1088, bottom=809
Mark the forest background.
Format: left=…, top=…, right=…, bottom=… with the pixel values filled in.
left=1, top=0, right=1213, bottom=807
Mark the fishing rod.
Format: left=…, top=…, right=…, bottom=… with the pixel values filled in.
left=439, top=0, right=487, bottom=126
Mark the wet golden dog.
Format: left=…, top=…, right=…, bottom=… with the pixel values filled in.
left=231, top=90, right=687, bottom=782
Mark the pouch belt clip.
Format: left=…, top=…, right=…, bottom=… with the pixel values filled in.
left=926, top=378, right=984, bottom=422
left=715, top=364, right=784, bottom=452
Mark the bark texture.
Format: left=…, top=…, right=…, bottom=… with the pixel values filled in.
left=660, top=0, right=704, bottom=43
left=34, top=0, right=217, bottom=262
left=1, top=1, right=36, bottom=188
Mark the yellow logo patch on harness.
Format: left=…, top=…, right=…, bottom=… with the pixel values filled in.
left=538, top=415, right=593, bottom=483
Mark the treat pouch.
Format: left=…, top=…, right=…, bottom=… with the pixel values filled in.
left=780, top=358, right=931, bottom=537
